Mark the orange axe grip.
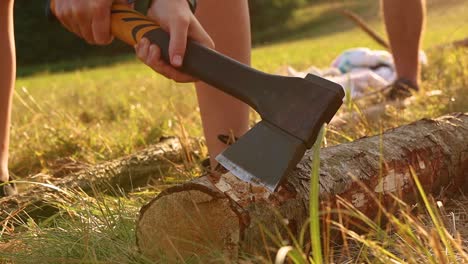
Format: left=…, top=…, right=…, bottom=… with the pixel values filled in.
left=49, top=0, right=159, bottom=46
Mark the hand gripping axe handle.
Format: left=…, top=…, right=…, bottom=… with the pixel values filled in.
left=47, top=2, right=345, bottom=191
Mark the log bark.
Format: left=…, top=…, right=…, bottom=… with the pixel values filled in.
left=136, top=113, right=468, bottom=262
left=0, top=137, right=189, bottom=222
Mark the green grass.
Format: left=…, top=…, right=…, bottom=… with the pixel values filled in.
left=1, top=188, right=156, bottom=264
left=2, top=0, right=468, bottom=262
left=310, top=126, right=326, bottom=264
left=253, top=0, right=468, bottom=71
left=11, top=0, right=468, bottom=177
left=12, top=65, right=200, bottom=176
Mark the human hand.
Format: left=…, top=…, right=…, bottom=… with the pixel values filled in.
left=135, top=0, right=215, bottom=82
left=54, top=0, right=131, bottom=45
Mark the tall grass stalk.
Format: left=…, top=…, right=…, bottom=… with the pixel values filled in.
left=309, top=125, right=326, bottom=264
left=410, top=167, right=457, bottom=262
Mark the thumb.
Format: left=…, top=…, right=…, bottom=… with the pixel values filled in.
left=168, top=18, right=190, bottom=67
left=188, top=18, right=215, bottom=50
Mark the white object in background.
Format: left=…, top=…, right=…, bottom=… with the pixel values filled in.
left=286, top=66, right=307, bottom=78
left=372, top=65, right=396, bottom=82
left=327, top=69, right=390, bottom=99
left=332, top=47, right=428, bottom=74
left=286, top=66, right=340, bottom=78
left=419, top=50, right=428, bottom=65
left=287, top=66, right=391, bottom=100
left=285, top=47, right=428, bottom=100
left=331, top=48, right=394, bottom=73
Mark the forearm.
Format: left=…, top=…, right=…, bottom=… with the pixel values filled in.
left=0, top=0, right=16, bottom=171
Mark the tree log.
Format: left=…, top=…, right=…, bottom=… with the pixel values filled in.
left=0, top=137, right=188, bottom=223
left=137, top=113, right=468, bottom=261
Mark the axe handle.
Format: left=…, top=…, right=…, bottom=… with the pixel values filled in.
left=48, top=1, right=271, bottom=114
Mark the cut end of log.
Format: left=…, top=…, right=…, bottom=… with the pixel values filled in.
left=136, top=188, right=240, bottom=261
left=136, top=173, right=303, bottom=261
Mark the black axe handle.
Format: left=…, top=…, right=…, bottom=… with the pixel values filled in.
left=47, top=2, right=277, bottom=113
left=47, top=1, right=344, bottom=148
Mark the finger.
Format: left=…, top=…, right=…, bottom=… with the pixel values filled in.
left=188, top=18, right=215, bottom=49
left=71, top=20, right=84, bottom=40
left=168, top=15, right=190, bottom=67
left=76, top=11, right=95, bottom=44
left=91, top=2, right=113, bottom=45
left=136, top=38, right=151, bottom=61
left=70, top=3, right=90, bottom=40
left=59, top=4, right=84, bottom=39
left=149, top=45, right=166, bottom=69
left=147, top=45, right=197, bottom=83
left=149, top=45, right=196, bottom=82
left=55, top=3, right=79, bottom=37
left=146, top=45, right=159, bottom=66
left=60, top=19, right=77, bottom=37
left=158, top=64, right=197, bottom=83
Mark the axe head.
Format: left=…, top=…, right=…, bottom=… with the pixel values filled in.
left=216, top=74, right=344, bottom=192
left=216, top=120, right=306, bottom=191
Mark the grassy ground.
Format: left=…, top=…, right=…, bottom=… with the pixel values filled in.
left=2, top=0, right=468, bottom=262
left=11, top=0, right=468, bottom=177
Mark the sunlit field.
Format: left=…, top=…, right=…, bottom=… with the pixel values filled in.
left=2, top=0, right=467, bottom=262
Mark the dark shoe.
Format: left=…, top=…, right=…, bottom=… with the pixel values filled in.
left=0, top=174, right=17, bottom=198
left=217, top=134, right=238, bottom=146
left=200, top=134, right=235, bottom=174
left=200, top=157, right=228, bottom=174
left=386, top=78, right=419, bottom=100
left=201, top=158, right=211, bottom=170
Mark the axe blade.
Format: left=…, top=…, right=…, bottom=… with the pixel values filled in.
left=216, top=120, right=306, bottom=192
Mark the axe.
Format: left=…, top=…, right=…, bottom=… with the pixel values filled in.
left=47, top=2, right=344, bottom=192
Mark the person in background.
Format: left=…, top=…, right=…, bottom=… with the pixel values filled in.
left=0, top=0, right=426, bottom=198
left=383, top=0, right=425, bottom=99
left=0, top=0, right=17, bottom=197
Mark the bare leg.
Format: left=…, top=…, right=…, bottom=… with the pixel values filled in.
left=195, top=0, right=251, bottom=166
left=0, top=0, right=15, bottom=183
left=383, top=0, right=426, bottom=86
